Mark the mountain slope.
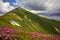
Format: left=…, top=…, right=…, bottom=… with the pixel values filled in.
left=0, top=7, right=60, bottom=35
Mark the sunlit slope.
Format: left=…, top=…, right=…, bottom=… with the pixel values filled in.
left=0, top=7, right=60, bottom=35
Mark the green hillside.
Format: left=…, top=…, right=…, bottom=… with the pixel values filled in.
left=0, top=7, right=60, bottom=40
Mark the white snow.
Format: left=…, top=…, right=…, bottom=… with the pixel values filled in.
left=17, top=16, right=22, bottom=20
left=54, top=27, right=60, bottom=34
left=10, top=20, right=21, bottom=26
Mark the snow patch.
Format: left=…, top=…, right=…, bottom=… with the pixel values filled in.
left=54, top=27, right=60, bottom=34
left=10, top=21, right=21, bottom=26
left=24, top=15, right=27, bottom=19
left=17, top=16, right=22, bottom=20
left=13, top=14, right=16, bottom=15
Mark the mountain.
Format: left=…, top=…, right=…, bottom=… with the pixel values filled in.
left=0, top=7, right=60, bottom=40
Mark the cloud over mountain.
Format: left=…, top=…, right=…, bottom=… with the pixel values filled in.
left=16, top=0, right=60, bottom=20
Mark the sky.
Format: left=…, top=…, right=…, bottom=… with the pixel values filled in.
left=0, top=0, right=18, bottom=15
left=0, top=0, right=60, bottom=20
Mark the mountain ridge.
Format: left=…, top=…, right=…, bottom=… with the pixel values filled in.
left=0, top=7, right=60, bottom=35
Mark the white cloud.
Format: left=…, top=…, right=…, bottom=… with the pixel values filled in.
left=30, top=10, right=46, bottom=14
left=43, top=16, right=60, bottom=20
left=16, top=0, right=60, bottom=20
left=16, top=0, right=60, bottom=12
left=0, top=0, right=15, bottom=15
left=13, top=2, right=18, bottom=5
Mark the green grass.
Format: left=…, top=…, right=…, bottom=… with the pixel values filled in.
left=0, top=7, right=60, bottom=40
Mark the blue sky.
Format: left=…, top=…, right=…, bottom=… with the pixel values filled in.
left=3, top=0, right=17, bottom=7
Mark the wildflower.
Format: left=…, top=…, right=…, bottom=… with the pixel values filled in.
left=5, top=34, right=10, bottom=40
left=4, top=28, right=13, bottom=33
left=6, top=34, right=10, bottom=38
left=2, top=33, right=7, bottom=37
left=28, top=32, right=42, bottom=38
left=0, top=34, right=2, bottom=37
left=28, top=32, right=37, bottom=35
left=36, top=34, right=40, bottom=38
left=0, top=27, right=3, bottom=30
left=43, top=34, right=49, bottom=37
left=56, top=38, right=60, bottom=40
left=42, top=38, right=48, bottom=40
left=49, top=35, right=57, bottom=39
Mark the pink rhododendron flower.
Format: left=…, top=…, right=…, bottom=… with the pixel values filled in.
left=28, top=32, right=36, bottom=35
left=56, top=38, right=60, bottom=40
left=6, top=34, right=10, bottom=38
left=5, top=34, right=10, bottom=40
left=43, top=34, right=49, bottom=38
left=2, top=33, right=7, bottom=36
left=0, top=34, right=2, bottom=37
left=0, top=27, right=4, bottom=30
left=4, top=28, right=13, bottom=33
left=0, top=26, right=59, bottom=40
left=42, top=38, right=48, bottom=40
left=28, top=32, right=43, bottom=38
left=49, top=35, right=57, bottom=39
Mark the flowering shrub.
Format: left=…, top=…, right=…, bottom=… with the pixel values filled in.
left=28, top=32, right=60, bottom=40
left=0, top=26, right=60, bottom=40
left=0, top=26, right=23, bottom=40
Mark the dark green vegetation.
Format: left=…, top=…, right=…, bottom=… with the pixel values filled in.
left=0, top=7, right=60, bottom=35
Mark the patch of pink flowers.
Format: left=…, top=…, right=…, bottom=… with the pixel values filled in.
left=0, top=26, right=23, bottom=40
left=28, top=32, right=60, bottom=40
left=0, top=26, right=60, bottom=40
left=56, top=38, right=60, bottom=40
left=0, top=26, right=4, bottom=30
left=4, top=28, right=14, bottom=33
